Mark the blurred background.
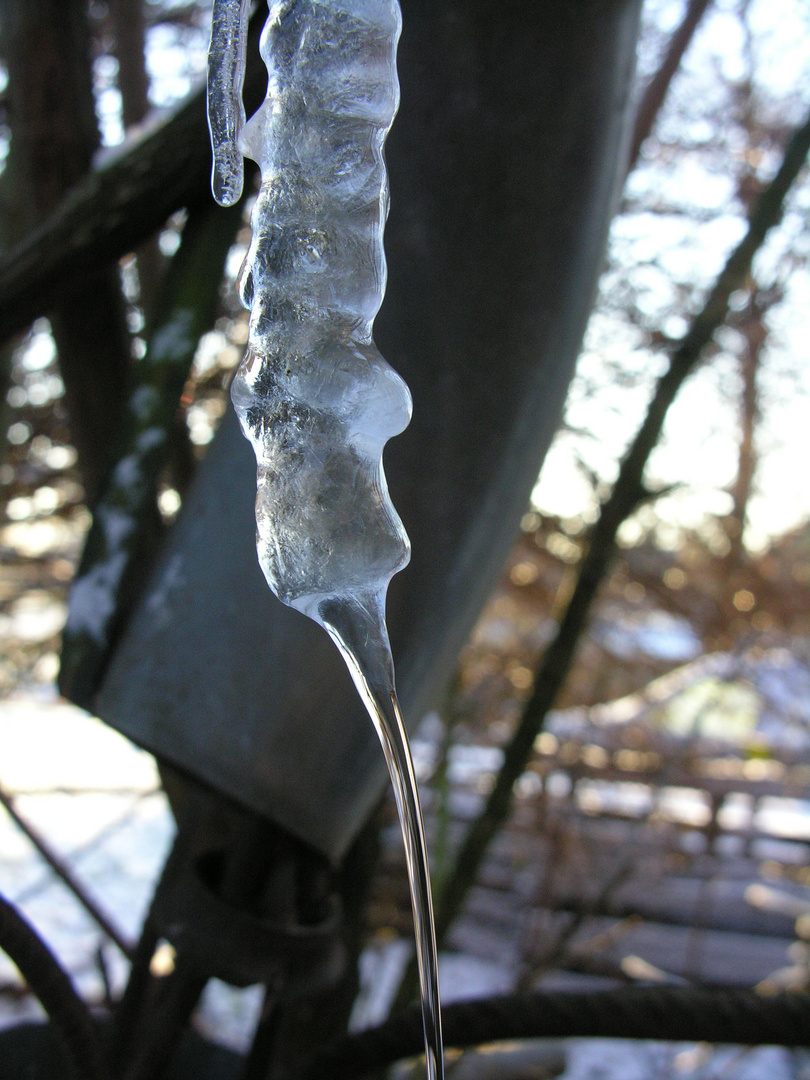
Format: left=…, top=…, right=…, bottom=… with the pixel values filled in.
left=1, top=2, right=810, bottom=1078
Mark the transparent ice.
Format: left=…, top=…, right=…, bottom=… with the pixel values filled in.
left=207, top=0, right=251, bottom=206
left=207, top=3, right=444, bottom=1077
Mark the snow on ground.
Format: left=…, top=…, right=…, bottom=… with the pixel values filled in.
left=0, top=690, right=171, bottom=1024
left=0, top=687, right=808, bottom=1076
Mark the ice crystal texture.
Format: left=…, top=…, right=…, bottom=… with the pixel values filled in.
left=229, top=0, right=411, bottom=624
left=207, top=0, right=251, bottom=206
left=208, top=6, right=444, bottom=1077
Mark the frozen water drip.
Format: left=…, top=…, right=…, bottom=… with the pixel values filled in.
left=207, top=3, right=445, bottom=1078
left=207, top=0, right=251, bottom=206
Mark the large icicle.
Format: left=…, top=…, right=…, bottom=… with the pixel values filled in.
left=208, top=3, right=444, bottom=1078
left=230, top=0, right=412, bottom=619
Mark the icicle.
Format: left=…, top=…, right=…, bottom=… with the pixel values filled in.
left=207, top=0, right=251, bottom=206
left=229, top=0, right=411, bottom=619
left=208, top=3, right=444, bottom=1077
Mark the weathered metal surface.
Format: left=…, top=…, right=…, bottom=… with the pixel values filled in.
left=95, top=0, right=643, bottom=861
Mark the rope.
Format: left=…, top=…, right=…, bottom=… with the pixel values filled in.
left=292, top=985, right=810, bottom=1080
left=0, top=893, right=105, bottom=1080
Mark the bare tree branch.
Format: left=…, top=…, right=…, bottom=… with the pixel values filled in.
left=0, top=893, right=105, bottom=1080
left=0, top=782, right=133, bottom=958
left=628, top=0, right=714, bottom=171
left=0, top=9, right=266, bottom=344
left=2, top=0, right=133, bottom=503
left=405, top=108, right=810, bottom=1001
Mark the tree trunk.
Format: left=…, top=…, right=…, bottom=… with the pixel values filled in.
left=109, top=0, right=166, bottom=320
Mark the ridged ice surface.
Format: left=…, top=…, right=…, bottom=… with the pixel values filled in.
left=208, top=3, right=444, bottom=1079
left=230, top=0, right=412, bottom=622
left=207, top=0, right=251, bottom=206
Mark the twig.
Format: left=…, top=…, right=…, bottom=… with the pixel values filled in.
left=522, top=859, right=636, bottom=985
left=0, top=892, right=106, bottom=1080
left=12, top=788, right=162, bottom=908
left=0, top=782, right=133, bottom=958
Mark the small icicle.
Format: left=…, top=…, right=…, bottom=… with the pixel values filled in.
left=207, top=0, right=251, bottom=206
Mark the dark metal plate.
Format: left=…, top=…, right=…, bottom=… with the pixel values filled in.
left=95, top=0, right=642, bottom=861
